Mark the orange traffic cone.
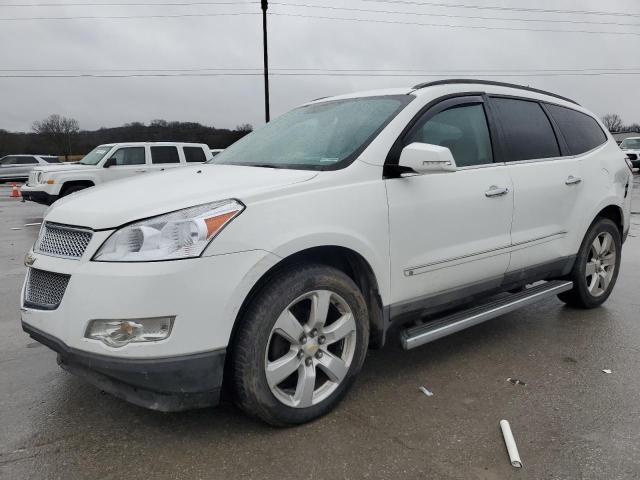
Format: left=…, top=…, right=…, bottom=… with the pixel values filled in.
left=10, top=182, right=21, bottom=198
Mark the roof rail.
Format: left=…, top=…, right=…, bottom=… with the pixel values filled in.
left=411, top=79, right=579, bottom=105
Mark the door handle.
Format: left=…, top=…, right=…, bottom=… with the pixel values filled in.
left=485, top=186, right=509, bottom=197
left=565, top=175, right=582, bottom=185
left=135, top=169, right=147, bottom=173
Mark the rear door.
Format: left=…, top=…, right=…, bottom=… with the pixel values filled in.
left=491, top=96, right=583, bottom=274
left=148, top=145, right=183, bottom=173
left=386, top=95, right=514, bottom=316
left=0, top=156, right=19, bottom=179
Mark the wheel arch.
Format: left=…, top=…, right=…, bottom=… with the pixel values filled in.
left=229, top=245, right=386, bottom=354
left=60, top=179, right=95, bottom=196
left=594, top=204, right=624, bottom=237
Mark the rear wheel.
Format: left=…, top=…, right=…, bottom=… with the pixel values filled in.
left=232, top=264, right=369, bottom=426
left=558, top=218, right=621, bottom=308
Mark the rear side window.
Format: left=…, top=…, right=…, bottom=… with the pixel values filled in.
left=151, top=146, right=180, bottom=164
left=406, top=104, right=493, bottom=167
left=545, top=104, right=607, bottom=155
left=17, top=157, right=38, bottom=164
left=183, top=146, right=206, bottom=163
left=111, top=147, right=145, bottom=166
left=492, top=97, right=560, bottom=161
left=43, top=156, right=60, bottom=163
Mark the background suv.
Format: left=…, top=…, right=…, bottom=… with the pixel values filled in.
left=21, top=80, right=632, bottom=426
left=20, top=141, right=210, bottom=204
left=620, top=136, right=640, bottom=168
left=0, top=154, right=60, bottom=182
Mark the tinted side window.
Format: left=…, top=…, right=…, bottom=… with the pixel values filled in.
left=0, top=156, right=17, bottom=165
left=492, top=97, right=560, bottom=161
left=183, top=146, right=206, bottom=163
left=17, top=157, right=38, bottom=165
left=151, top=146, right=180, bottom=164
left=545, top=104, right=607, bottom=155
left=111, top=147, right=145, bottom=166
left=407, top=104, right=493, bottom=167
left=43, top=156, right=60, bottom=163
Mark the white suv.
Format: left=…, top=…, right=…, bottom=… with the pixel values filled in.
left=20, top=142, right=210, bottom=205
left=21, top=80, right=632, bottom=425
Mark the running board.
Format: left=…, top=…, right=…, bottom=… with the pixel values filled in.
left=400, top=280, right=573, bottom=350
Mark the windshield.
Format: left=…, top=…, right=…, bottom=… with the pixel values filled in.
left=79, top=145, right=113, bottom=165
left=211, top=95, right=412, bottom=170
left=620, top=138, right=640, bottom=149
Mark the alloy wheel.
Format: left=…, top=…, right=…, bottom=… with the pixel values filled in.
left=585, top=231, right=617, bottom=297
left=264, top=290, right=357, bottom=408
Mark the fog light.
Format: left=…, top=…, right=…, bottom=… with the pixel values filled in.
left=85, top=316, right=174, bottom=347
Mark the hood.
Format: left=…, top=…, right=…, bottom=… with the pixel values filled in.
left=46, top=164, right=318, bottom=229
left=35, top=163, right=96, bottom=174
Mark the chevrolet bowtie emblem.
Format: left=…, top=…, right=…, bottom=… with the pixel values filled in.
left=24, top=253, right=36, bottom=267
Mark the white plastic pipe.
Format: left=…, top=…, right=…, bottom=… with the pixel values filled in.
left=500, top=420, right=522, bottom=468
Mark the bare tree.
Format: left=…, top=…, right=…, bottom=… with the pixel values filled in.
left=235, top=123, right=253, bottom=132
left=32, top=114, right=80, bottom=160
left=601, top=113, right=624, bottom=133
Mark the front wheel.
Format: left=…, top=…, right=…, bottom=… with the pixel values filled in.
left=232, top=264, right=369, bottom=426
left=558, top=218, right=621, bottom=308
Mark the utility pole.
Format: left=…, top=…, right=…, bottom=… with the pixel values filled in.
left=261, top=0, right=270, bottom=122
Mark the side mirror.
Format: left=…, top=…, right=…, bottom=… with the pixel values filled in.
left=103, top=157, right=116, bottom=168
left=398, top=143, right=457, bottom=174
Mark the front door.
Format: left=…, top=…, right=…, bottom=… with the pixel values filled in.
left=101, top=146, right=148, bottom=183
left=386, top=96, right=513, bottom=317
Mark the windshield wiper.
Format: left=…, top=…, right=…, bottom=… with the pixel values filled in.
left=244, top=163, right=287, bottom=169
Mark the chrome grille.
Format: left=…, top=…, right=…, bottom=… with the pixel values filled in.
left=25, top=268, right=70, bottom=310
left=36, top=222, right=93, bottom=259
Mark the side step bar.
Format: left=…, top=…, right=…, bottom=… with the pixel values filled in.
left=400, top=280, right=573, bottom=350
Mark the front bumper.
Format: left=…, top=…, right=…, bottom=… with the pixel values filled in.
left=21, top=247, right=280, bottom=410
left=24, top=322, right=225, bottom=411
left=20, top=185, right=58, bottom=205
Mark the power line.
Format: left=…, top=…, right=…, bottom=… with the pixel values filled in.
left=2, top=67, right=640, bottom=73
left=271, top=2, right=640, bottom=27
left=0, top=11, right=258, bottom=20
left=1, top=1, right=255, bottom=6
left=270, top=11, right=640, bottom=36
left=5, top=8, right=640, bottom=36
left=364, top=0, right=640, bottom=18
left=2, top=71, right=640, bottom=78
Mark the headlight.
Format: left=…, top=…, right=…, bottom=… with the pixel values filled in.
left=93, top=199, right=244, bottom=262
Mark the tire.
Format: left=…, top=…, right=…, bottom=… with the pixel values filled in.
left=558, top=217, right=621, bottom=309
left=232, top=264, right=369, bottom=426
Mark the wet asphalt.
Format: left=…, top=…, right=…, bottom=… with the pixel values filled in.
left=0, top=178, right=639, bottom=480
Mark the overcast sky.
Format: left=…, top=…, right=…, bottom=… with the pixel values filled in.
left=1, top=0, right=639, bottom=132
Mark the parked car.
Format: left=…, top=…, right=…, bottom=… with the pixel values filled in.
left=620, top=136, right=640, bottom=169
left=21, top=80, right=632, bottom=426
left=0, top=154, right=60, bottom=182
left=20, top=142, right=210, bottom=205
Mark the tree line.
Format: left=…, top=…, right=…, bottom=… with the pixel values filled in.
left=601, top=113, right=640, bottom=133
left=0, top=114, right=252, bottom=159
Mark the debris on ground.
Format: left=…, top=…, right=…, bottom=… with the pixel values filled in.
left=418, top=386, right=434, bottom=397
left=500, top=419, right=523, bottom=468
left=602, top=369, right=612, bottom=374
left=506, top=378, right=527, bottom=386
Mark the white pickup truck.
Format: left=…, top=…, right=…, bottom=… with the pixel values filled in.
left=21, top=142, right=210, bottom=205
